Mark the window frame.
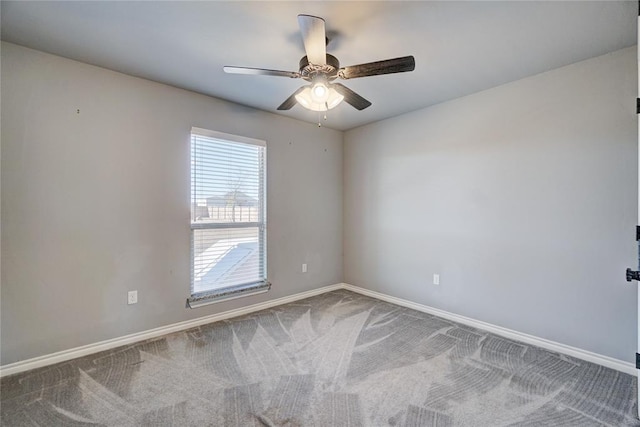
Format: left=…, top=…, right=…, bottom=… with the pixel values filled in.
left=187, top=127, right=269, bottom=308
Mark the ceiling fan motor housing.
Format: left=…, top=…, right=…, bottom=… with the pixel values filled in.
left=299, top=54, right=340, bottom=81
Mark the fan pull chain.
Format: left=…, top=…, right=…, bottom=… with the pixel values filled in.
left=317, top=106, right=329, bottom=127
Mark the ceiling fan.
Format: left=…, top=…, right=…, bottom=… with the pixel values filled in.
left=223, top=14, right=415, bottom=112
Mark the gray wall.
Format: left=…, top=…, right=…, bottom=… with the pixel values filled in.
left=1, top=42, right=343, bottom=365
left=344, top=47, right=637, bottom=362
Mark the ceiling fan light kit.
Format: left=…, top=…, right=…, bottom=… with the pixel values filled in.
left=223, top=14, right=415, bottom=116
left=295, top=76, right=344, bottom=112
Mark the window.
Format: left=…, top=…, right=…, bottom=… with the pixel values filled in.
left=188, top=127, right=268, bottom=308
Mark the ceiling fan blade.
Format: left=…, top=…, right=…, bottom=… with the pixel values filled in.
left=339, top=56, right=415, bottom=79
left=223, top=66, right=300, bottom=78
left=298, top=14, right=326, bottom=65
left=277, top=87, right=305, bottom=110
left=332, top=83, right=372, bottom=110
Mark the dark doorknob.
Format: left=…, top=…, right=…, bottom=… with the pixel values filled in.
left=626, top=268, right=640, bottom=282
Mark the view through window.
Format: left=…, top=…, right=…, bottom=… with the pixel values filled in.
left=189, top=128, right=267, bottom=306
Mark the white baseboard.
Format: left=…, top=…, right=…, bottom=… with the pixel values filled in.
left=342, top=283, right=636, bottom=376
left=0, top=283, right=343, bottom=378
left=2, top=282, right=635, bottom=378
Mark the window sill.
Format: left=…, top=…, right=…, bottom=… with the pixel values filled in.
left=187, top=281, right=271, bottom=308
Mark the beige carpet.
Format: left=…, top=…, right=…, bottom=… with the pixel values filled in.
left=1, top=289, right=637, bottom=426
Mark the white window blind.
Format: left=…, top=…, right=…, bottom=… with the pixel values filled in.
left=188, top=128, right=268, bottom=307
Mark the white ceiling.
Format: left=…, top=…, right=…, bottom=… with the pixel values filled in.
left=1, top=1, right=636, bottom=131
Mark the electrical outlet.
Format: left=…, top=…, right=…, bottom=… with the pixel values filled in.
left=302, top=263, right=308, bottom=273
left=433, top=274, right=440, bottom=285
left=128, top=290, right=138, bottom=305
